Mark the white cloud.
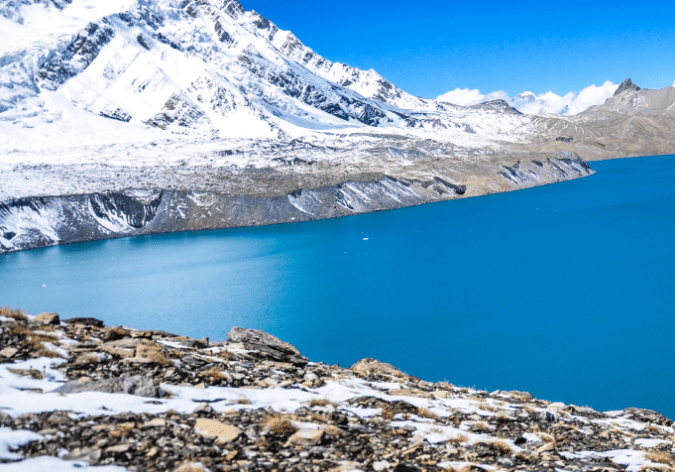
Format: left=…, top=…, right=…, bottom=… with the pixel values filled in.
left=436, top=88, right=485, bottom=106
left=438, top=80, right=619, bottom=115
left=566, top=81, right=619, bottom=115
left=672, top=79, right=675, bottom=87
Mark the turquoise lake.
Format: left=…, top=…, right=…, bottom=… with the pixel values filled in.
left=1, top=154, right=674, bottom=418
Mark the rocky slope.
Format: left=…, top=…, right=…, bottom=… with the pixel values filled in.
left=1, top=0, right=674, bottom=253
left=0, top=153, right=593, bottom=253
left=0, top=308, right=674, bottom=472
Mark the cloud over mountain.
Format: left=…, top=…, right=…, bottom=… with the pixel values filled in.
left=438, top=81, right=620, bottom=115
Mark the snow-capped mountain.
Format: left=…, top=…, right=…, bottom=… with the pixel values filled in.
left=1, top=0, right=675, bottom=255
left=0, top=0, right=539, bottom=166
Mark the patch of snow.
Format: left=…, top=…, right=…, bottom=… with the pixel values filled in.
left=560, top=449, right=655, bottom=472
left=0, top=455, right=129, bottom=471
left=634, top=437, right=672, bottom=448
left=0, top=428, right=42, bottom=461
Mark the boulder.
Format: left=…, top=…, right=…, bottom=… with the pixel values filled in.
left=64, top=317, right=105, bottom=327
left=624, top=407, right=673, bottom=426
left=226, top=327, right=308, bottom=367
left=194, top=418, right=240, bottom=443
left=286, top=428, right=324, bottom=446
left=61, top=447, right=101, bottom=464
left=0, top=347, right=18, bottom=358
left=34, top=312, right=60, bottom=325
left=53, top=374, right=160, bottom=397
left=350, top=358, right=405, bottom=379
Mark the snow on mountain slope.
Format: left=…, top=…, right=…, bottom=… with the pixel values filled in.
left=0, top=0, right=542, bottom=169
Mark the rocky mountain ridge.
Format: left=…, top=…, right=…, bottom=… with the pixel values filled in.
left=0, top=308, right=673, bottom=471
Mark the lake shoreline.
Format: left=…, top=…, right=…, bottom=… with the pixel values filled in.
left=0, top=153, right=593, bottom=255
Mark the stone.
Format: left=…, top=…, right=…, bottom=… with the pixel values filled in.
left=180, top=338, right=209, bottom=349
left=64, top=317, right=105, bottom=327
left=537, top=410, right=556, bottom=422
left=350, top=358, right=405, bottom=378
left=226, top=327, right=308, bottom=366
left=34, top=312, right=60, bottom=325
left=105, top=338, right=141, bottom=349
left=100, top=345, right=134, bottom=358
left=53, top=374, right=160, bottom=397
left=121, top=357, right=156, bottom=364
left=373, top=460, right=392, bottom=471
left=193, top=402, right=215, bottom=414
left=286, top=428, right=324, bottom=446
left=0, top=347, right=18, bottom=358
left=176, top=462, right=208, bottom=472
left=106, top=444, right=130, bottom=453
left=61, top=447, right=102, bottom=464
left=143, top=418, right=166, bottom=428
left=194, top=418, right=240, bottom=443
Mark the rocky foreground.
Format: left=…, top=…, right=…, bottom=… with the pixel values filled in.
left=0, top=307, right=673, bottom=472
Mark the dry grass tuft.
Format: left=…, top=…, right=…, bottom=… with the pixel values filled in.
left=322, top=424, right=344, bottom=436
left=236, top=397, right=251, bottom=405
left=110, top=422, right=136, bottom=438
left=479, top=401, right=497, bottom=412
left=200, top=366, right=227, bottom=381
left=74, top=352, right=103, bottom=364
left=381, top=407, right=396, bottom=421
left=472, top=421, right=489, bottom=431
left=35, top=346, right=63, bottom=358
left=516, top=451, right=531, bottom=462
left=0, top=307, right=28, bottom=322
left=491, top=440, right=513, bottom=455
left=309, top=398, right=337, bottom=408
left=417, top=407, right=439, bottom=420
left=218, top=350, right=233, bottom=360
left=8, top=323, right=62, bottom=358
left=442, top=466, right=473, bottom=472
left=136, top=342, right=170, bottom=365
left=8, top=368, right=43, bottom=379
left=646, top=451, right=675, bottom=465
left=540, top=433, right=555, bottom=443
left=448, top=434, right=468, bottom=445
left=261, top=415, right=297, bottom=435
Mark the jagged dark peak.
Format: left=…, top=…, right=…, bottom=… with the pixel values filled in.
left=614, top=78, right=641, bottom=95
left=219, top=0, right=244, bottom=18
left=469, top=99, right=522, bottom=115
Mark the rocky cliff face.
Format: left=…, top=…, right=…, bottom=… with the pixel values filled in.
left=0, top=153, right=593, bottom=254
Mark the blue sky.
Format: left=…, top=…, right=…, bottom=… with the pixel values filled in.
left=241, top=0, right=675, bottom=99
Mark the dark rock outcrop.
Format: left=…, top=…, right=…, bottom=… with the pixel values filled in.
left=65, top=317, right=105, bottom=327
left=226, top=327, right=308, bottom=366
left=614, top=78, right=641, bottom=95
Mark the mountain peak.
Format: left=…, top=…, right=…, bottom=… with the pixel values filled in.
left=614, top=78, right=641, bottom=96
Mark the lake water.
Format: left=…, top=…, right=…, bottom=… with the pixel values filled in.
left=2, top=155, right=674, bottom=418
